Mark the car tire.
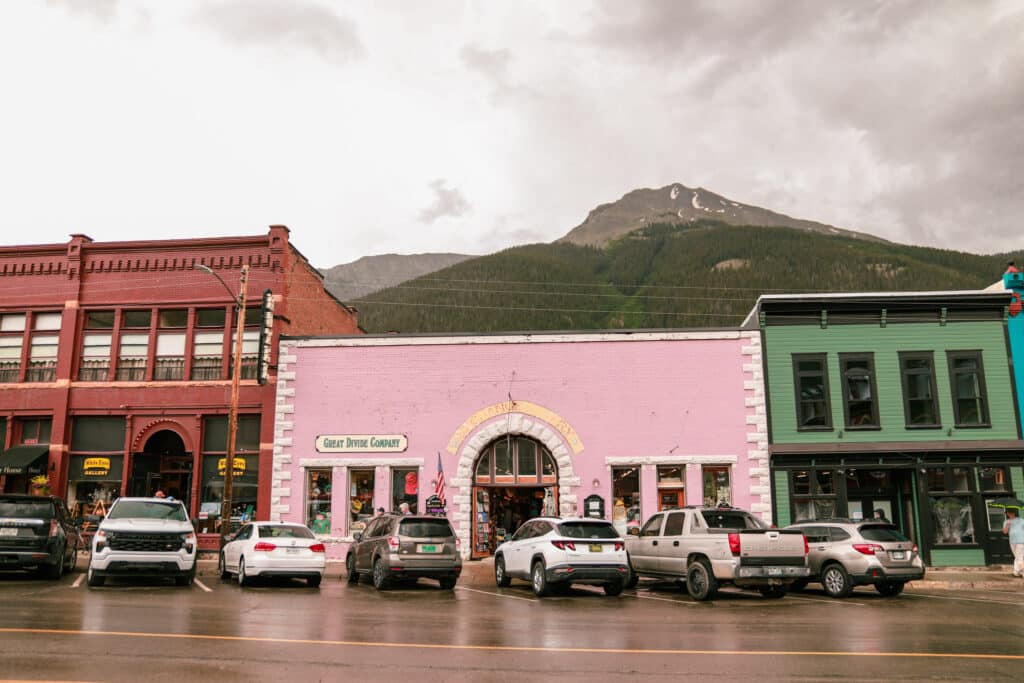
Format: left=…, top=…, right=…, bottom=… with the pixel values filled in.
left=42, top=544, right=65, bottom=580
left=238, top=557, right=252, bottom=587
left=821, top=564, right=852, bottom=598
left=219, top=553, right=231, bottom=581
left=686, top=558, right=718, bottom=601
left=175, top=569, right=195, bottom=587
left=64, top=541, right=78, bottom=574
left=307, top=575, right=322, bottom=588
left=603, top=581, right=624, bottom=597
left=789, top=579, right=808, bottom=592
left=495, top=555, right=511, bottom=587
left=531, top=560, right=549, bottom=597
left=758, top=585, right=788, bottom=599
left=875, top=581, right=905, bottom=597
left=439, top=576, right=457, bottom=590
left=86, top=565, right=104, bottom=588
left=624, top=557, right=639, bottom=589
left=372, top=557, right=391, bottom=591
left=346, top=554, right=359, bottom=584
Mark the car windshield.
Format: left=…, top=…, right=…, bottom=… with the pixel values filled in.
left=702, top=511, right=767, bottom=530
left=858, top=525, right=909, bottom=542
left=556, top=522, right=618, bottom=539
left=259, top=525, right=314, bottom=539
left=0, top=500, right=53, bottom=518
left=108, top=501, right=187, bottom=521
left=399, top=519, right=454, bottom=538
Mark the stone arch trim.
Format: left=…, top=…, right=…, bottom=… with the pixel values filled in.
left=131, top=419, right=194, bottom=454
left=449, top=412, right=581, bottom=556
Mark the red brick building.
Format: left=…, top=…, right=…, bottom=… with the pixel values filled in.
left=0, top=226, right=359, bottom=529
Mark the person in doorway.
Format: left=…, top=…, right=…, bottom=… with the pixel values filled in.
left=1002, top=508, right=1024, bottom=577
left=399, top=502, right=411, bottom=515
left=873, top=509, right=889, bottom=523
left=153, top=489, right=166, bottom=499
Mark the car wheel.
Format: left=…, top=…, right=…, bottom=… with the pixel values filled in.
left=372, top=557, right=391, bottom=590
left=219, top=553, right=231, bottom=581
left=821, top=564, right=852, bottom=598
left=875, top=581, right=905, bottom=597
left=603, top=581, right=624, bottom=597
left=86, top=565, right=104, bottom=588
left=439, top=576, right=457, bottom=590
left=686, top=558, right=718, bottom=601
left=625, top=557, right=639, bottom=589
left=238, top=557, right=252, bottom=587
left=346, top=554, right=360, bottom=584
left=43, top=544, right=65, bottom=580
left=531, top=559, right=549, bottom=597
left=307, top=575, right=323, bottom=588
left=175, top=569, right=195, bottom=587
left=758, top=585, right=788, bottom=599
left=789, top=579, right=808, bottom=592
left=494, top=555, right=511, bottom=587
left=64, top=541, right=78, bottom=573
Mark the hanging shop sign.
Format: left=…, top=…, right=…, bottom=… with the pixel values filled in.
left=217, top=457, right=246, bottom=476
left=315, top=434, right=408, bottom=453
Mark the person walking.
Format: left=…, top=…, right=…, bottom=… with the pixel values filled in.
left=1002, top=508, right=1024, bottom=577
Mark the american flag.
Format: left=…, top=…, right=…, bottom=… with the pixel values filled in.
left=434, top=452, right=446, bottom=507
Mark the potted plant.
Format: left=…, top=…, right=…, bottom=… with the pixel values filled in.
left=29, top=474, right=51, bottom=496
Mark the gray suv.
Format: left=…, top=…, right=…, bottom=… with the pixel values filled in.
left=346, top=514, right=461, bottom=590
left=785, top=519, right=925, bottom=598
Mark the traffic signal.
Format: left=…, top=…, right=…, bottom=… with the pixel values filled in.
left=257, top=289, right=274, bottom=385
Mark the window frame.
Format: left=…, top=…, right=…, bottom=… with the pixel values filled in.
left=946, top=350, right=990, bottom=428
left=791, top=353, right=832, bottom=431
left=838, top=352, right=880, bottom=430
left=898, top=351, right=941, bottom=429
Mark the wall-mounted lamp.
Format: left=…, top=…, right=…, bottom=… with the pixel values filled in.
left=592, top=478, right=601, bottom=489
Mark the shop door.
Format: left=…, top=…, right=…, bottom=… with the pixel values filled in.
left=981, top=499, right=1014, bottom=565
left=658, top=490, right=685, bottom=511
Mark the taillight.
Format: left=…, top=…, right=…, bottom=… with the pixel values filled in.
left=309, top=543, right=325, bottom=553
left=387, top=536, right=400, bottom=550
left=455, top=537, right=461, bottom=548
left=728, top=532, right=741, bottom=556
left=614, top=541, right=624, bottom=551
left=253, top=541, right=276, bottom=552
left=551, top=540, right=577, bottom=551
left=49, top=520, right=60, bottom=538
left=803, top=534, right=809, bottom=556
left=852, top=543, right=885, bottom=556
left=911, top=544, right=918, bottom=554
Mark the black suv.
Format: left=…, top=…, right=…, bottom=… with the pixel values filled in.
left=346, top=514, right=462, bottom=590
left=0, top=494, right=82, bottom=579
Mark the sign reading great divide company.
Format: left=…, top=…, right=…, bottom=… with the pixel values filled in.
left=315, top=434, right=408, bottom=453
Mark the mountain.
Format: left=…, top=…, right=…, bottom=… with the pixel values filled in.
left=558, top=184, right=885, bottom=247
left=321, top=253, right=473, bottom=303
left=352, top=220, right=1012, bottom=334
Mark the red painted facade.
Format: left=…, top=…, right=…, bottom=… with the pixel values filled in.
left=0, top=226, right=359, bottom=525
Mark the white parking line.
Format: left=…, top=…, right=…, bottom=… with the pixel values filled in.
left=634, top=592, right=699, bottom=606
left=456, top=586, right=537, bottom=603
left=193, top=579, right=213, bottom=593
left=903, top=592, right=1023, bottom=607
left=71, top=573, right=85, bottom=588
left=786, top=594, right=867, bottom=607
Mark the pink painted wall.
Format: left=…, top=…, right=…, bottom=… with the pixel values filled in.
left=274, top=332, right=766, bottom=556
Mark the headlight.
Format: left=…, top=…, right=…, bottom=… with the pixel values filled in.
left=181, top=532, right=196, bottom=553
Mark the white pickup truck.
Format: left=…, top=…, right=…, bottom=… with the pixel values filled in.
left=625, top=506, right=809, bottom=600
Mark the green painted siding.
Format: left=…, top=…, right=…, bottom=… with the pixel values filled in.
left=765, top=321, right=1017, bottom=443
left=774, top=470, right=791, bottom=526
left=1012, top=466, right=1024, bottom=495
left=929, top=548, right=987, bottom=567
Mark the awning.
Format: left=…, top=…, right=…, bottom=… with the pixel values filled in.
left=0, top=445, right=50, bottom=476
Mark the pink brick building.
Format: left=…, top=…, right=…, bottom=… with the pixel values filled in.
left=273, top=330, right=768, bottom=558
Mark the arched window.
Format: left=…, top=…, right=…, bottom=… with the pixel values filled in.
left=474, top=436, right=557, bottom=485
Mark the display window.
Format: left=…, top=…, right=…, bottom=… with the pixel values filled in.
left=392, top=468, right=418, bottom=514
left=703, top=465, right=732, bottom=507
left=198, top=415, right=260, bottom=531
left=350, top=468, right=375, bottom=533
left=611, top=466, right=641, bottom=536
left=657, top=465, right=685, bottom=511
left=306, top=469, right=332, bottom=534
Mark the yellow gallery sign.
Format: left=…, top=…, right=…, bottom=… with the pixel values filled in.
left=83, top=457, right=110, bottom=476
left=217, top=457, right=246, bottom=476
left=446, top=400, right=584, bottom=455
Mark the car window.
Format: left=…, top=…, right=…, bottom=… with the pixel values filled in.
left=557, top=521, right=618, bottom=539
left=511, top=522, right=535, bottom=541
left=108, top=500, right=187, bottom=521
left=0, top=499, right=55, bottom=518
left=640, top=514, right=663, bottom=537
left=858, top=525, right=908, bottom=542
left=829, top=528, right=851, bottom=541
left=260, top=525, right=315, bottom=539
left=363, top=518, right=385, bottom=538
left=399, top=519, right=454, bottom=538
left=235, top=525, right=253, bottom=541
left=801, top=526, right=830, bottom=544
left=663, top=512, right=685, bottom=536
left=702, top=511, right=765, bottom=530
left=533, top=522, right=554, bottom=537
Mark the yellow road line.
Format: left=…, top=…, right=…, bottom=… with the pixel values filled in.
left=0, top=627, right=1022, bottom=660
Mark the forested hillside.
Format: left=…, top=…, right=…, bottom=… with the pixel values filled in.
left=352, top=221, right=1012, bottom=333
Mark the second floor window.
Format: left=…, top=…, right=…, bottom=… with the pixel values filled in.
left=116, top=333, right=149, bottom=381
left=0, top=313, right=25, bottom=383
left=899, top=352, right=939, bottom=428
left=793, top=354, right=831, bottom=430
left=26, top=313, right=61, bottom=383
left=840, top=353, right=879, bottom=428
left=948, top=351, right=989, bottom=426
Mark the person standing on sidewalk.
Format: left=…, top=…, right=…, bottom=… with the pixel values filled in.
left=1001, top=508, right=1024, bottom=577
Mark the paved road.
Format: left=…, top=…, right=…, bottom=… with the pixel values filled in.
left=1, top=559, right=1022, bottom=682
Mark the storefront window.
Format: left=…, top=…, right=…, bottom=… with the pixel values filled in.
left=979, top=466, right=1008, bottom=493
left=612, top=467, right=641, bottom=536
left=199, top=415, right=260, bottom=531
left=791, top=468, right=836, bottom=521
left=350, top=468, right=375, bottom=532
left=931, top=496, right=975, bottom=545
left=703, top=466, right=732, bottom=507
left=67, top=417, right=125, bottom=521
left=392, top=468, right=418, bottom=514
left=657, top=465, right=685, bottom=510
left=306, top=469, right=332, bottom=534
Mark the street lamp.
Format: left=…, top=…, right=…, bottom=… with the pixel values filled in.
left=195, top=263, right=249, bottom=538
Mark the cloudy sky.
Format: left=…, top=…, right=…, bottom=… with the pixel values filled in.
left=2, top=1, right=1021, bottom=267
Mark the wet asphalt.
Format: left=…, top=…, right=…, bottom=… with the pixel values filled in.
left=0, top=555, right=1022, bottom=682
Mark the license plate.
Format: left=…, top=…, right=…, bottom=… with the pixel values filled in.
left=767, top=567, right=782, bottom=576
left=286, top=548, right=301, bottom=555
left=417, top=544, right=441, bottom=553
left=0, top=528, right=17, bottom=537
left=589, top=544, right=603, bottom=553
left=890, top=551, right=906, bottom=560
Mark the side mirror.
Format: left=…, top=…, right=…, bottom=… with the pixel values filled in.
left=628, top=527, right=640, bottom=537
left=352, top=532, right=363, bottom=543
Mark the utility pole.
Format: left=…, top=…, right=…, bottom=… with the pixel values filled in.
left=223, top=264, right=248, bottom=537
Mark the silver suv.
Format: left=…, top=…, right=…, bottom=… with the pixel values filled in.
left=785, top=519, right=925, bottom=598
left=345, top=514, right=461, bottom=590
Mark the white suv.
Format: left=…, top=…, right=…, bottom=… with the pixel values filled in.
left=87, top=497, right=197, bottom=587
left=493, top=517, right=628, bottom=597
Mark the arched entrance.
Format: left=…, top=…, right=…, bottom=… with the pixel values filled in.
left=470, top=436, right=559, bottom=558
left=129, top=429, right=192, bottom=506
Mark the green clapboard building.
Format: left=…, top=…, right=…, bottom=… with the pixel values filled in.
left=748, top=289, right=1022, bottom=566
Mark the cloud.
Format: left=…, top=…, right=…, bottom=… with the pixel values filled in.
left=46, top=0, right=120, bottom=23
left=192, top=0, right=363, bottom=64
left=418, top=180, right=471, bottom=224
